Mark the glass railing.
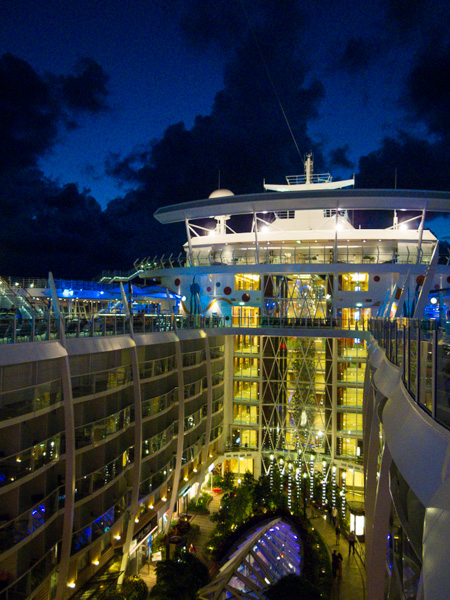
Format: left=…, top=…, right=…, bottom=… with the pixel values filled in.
left=71, top=503, right=123, bottom=554
left=74, top=407, right=131, bottom=449
left=370, top=318, right=450, bottom=430
left=0, top=545, right=57, bottom=600
left=142, top=244, right=436, bottom=269
left=0, top=380, right=62, bottom=420
left=71, top=365, right=132, bottom=398
left=139, top=355, right=176, bottom=379
left=75, top=454, right=129, bottom=500
left=140, top=388, right=177, bottom=420
left=0, top=435, right=61, bottom=488
left=181, top=434, right=206, bottom=465
left=0, top=313, right=372, bottom=345
left=0, top=485, right=65, bottom=552
left=139, top=456, right=176, bottom=498
left=142, top=423, right=175, bottom=457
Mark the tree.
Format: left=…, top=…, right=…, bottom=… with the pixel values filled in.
left=264, top=574, right=321, bottom=600
left=149, top=553, right=209, bottom=600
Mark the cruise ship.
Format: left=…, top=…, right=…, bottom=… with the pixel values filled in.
left=1, top=155, right=450, bottom=600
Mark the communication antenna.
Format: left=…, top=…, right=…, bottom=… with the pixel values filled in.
left=237, top=0, right=304, bottom=167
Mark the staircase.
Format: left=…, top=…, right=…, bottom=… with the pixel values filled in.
left=0, top=277, right=44, bottom=319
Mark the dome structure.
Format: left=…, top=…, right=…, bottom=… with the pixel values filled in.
left=208, top=188, right=234, bottom=199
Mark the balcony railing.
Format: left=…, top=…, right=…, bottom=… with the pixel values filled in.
left=141, top=244, right=439, bottom=270
left=0, top=314, right=372, bottom=344
left=370, top=318, right=450, bottom=431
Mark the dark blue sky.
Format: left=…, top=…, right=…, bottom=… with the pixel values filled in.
left=2, top=0, right=440, bottom=206
left=1, top=1, right=227, bottom=206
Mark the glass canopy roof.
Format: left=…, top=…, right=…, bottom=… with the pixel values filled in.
left=197, top=517, right=302, bottom=600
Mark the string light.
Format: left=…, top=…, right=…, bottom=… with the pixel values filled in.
left=332, top=466, right=337, bottom=508
left=309, top=455, right=314, bottom=501
left=322, top=460, right=327, bottom=507
left=270, top=454, right=274, bottom=492
left=341, top=471, right=347, bottom=518
left=287, top=463, right=293, bottom=510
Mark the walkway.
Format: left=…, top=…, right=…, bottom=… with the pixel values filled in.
left=309, top=506, right=366, bottom=600
left=138, top=492, right=223, bottom=592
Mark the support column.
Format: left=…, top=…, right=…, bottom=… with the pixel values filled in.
left=165, top=338, right=185, bottom=532
left=367, top=444, right=392, bottom=600
left=197, top=335, right=213, bottom=500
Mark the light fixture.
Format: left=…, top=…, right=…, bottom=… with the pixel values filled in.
left=93, top=560, right=100, bottom=566
left=67, top=582, right=76, bottom=589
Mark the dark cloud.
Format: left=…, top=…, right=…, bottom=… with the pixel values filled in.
left=386, top=0, right=426, bottom=31
left=329, top=145, right=354, bottom=170
left=337, top=37, right=376, bottom=73
left=0, top=53, right=111, bottom=277
left=0, top=53, right=58, bottom=170
left=59, top=57, right=109, bottom=113
left=0, top=53, right=109, bottom=171
left=403, top=41, right=450, bottom=138
left=102, top=1, right=323, bottom=262
left=357, top=133, right=450, bottom=191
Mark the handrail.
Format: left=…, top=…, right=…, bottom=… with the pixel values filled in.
left=0, top=314, right=374, bottom=346
left=137, top=244, right=440, bottom=270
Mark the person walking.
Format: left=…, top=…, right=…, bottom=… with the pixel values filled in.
left=348, top=530, right=356, bottom=555
left=335, top=524, right=341, bottom=545
left=331, top=506, right=338, bottom=526
left=337, top=552, right=343, bottom=578
left=331, top=550, right=338, bottom=577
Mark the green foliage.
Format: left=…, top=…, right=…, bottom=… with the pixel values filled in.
left=222, top=470, right=235, bottom=491
left=187, top=492, right=211, bottom=513
left=149, top=553, right=209, bottom=600
left=112, top=577, right=148, bottom=600
left=265, top=574, right=322, bottom=600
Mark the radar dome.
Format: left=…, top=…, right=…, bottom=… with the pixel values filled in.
left=209, top=189, right=234, bottom=199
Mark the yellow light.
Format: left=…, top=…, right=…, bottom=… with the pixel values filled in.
left=93, top=560, right=100, bottom=566
left=67, top=582, right=76, bottom=589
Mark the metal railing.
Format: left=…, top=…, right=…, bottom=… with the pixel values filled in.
left=370, top=318, right=450, bottom=431
left=0, top=313, right=372, bottom=346
left=140, top=244, right=440, bottom=270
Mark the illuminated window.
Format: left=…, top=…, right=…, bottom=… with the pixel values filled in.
left=235, top=274, right=261, bottom=291
left=339, top=273, right=369, bottom=292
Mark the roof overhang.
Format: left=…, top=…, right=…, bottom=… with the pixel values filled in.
left=154, top=189, right=450, bottom=225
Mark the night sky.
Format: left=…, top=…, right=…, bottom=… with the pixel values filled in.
left=1, top=0, right=450, bottom=278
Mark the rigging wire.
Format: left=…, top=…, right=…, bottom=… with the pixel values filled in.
left=237, top=0, right=304, bottom=167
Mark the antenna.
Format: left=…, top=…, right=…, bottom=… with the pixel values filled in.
left=237, top=0, right=304, bottom=167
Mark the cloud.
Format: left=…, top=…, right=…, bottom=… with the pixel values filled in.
left=386, top=0, right=426, bottom=31
left=329, top=145, right=354, bottom=170
left=337, top=37, right=377, bottom=73
left=0, top=53, right=58, bottom=171
left=59, top=57, right=110, bottom=113
left=403, top=41, right=450, bottom=138
left=0, top=53, right=111, bottom=277
left=357, top=133, right=450, bottom=191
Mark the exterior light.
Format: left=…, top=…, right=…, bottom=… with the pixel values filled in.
left=67, top=582, right=76, bottom=588
left=399, top=223, right=408, bottom=230
left=430, top=297, right=438, bottom=305
left=93, top=560, right=100, bottom=566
